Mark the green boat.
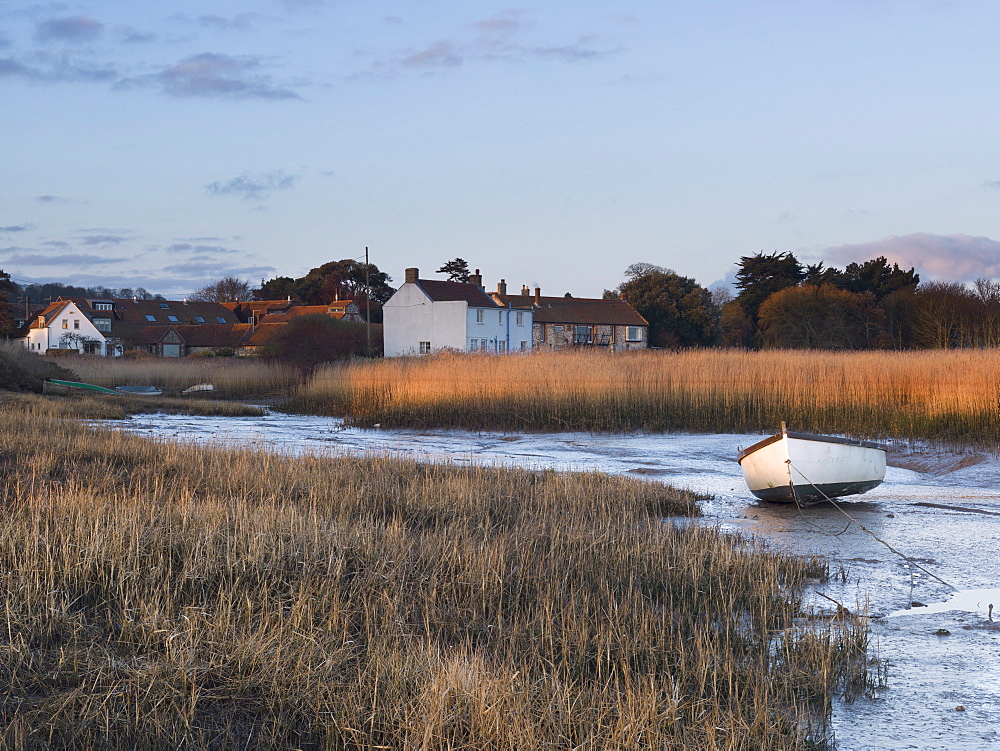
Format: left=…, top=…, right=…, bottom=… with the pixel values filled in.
left=43, top=379, right=120, bottom=396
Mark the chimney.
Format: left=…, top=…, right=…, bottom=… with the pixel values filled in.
left=534, top=287, right=541, bottom=306
left=405, top=267, right=419, bottom=284
left=469, top=268, right=483, bottom=288
left=497, top=279, right=507, bottom=295
left=619, top=292, right=626, bottom=301
left=521, top=285, right=530, bottom=295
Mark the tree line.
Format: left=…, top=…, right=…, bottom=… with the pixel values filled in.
left=611, top=252, right=1000, bottom=350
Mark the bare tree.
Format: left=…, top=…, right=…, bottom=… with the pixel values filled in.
left=189, top=276, right=253, bottom=302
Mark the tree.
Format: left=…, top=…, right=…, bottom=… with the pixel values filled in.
left=618, top=269, right=719, bottom=348
left=734, top=251, right=805, bottom=327
left=259, top=314, right=372, bottom=371
left=836, top=257, right=919, bottom=299
left=624, top=262, right=670, bottom=280
left=437, top=258, right=471, bottom=283
left=255, top=276, right=297, bottom=301
left=293, top=260, right=394, bottom=308
left=756, top=285, right=885, bottom=349
left=190, top=276, right=253, bottom=302
left=0, top=270, right=16, bottom=336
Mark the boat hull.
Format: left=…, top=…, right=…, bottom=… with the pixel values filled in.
left=737, top=431, right=886, bottom=504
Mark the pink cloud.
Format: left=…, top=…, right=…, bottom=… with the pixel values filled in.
left=821, top=233, right=1000, bottom=282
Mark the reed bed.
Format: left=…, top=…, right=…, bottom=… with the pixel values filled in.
left=60, top=355, right=302, bottom=398
left=0, top=399, right=869, bottom=749
left=291, top=349, right=1000, bottom=443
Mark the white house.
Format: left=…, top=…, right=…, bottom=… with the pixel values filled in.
left=383, top=268, right=533, bottom=356
left=22, top=300, right=108, bottom=355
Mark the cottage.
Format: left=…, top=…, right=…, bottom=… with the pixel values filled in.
left=21, top=300, right=108, bottom=355
left=490, top=286, right=649, bottom=352
left=382, top=268, right=533, bottom=356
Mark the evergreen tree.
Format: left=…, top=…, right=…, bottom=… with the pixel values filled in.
left=437, top=258, right=471, bottom=283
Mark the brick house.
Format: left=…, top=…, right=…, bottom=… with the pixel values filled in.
left=490, top=285, right=649, bottom=352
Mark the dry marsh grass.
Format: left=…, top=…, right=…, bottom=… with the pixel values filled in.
left=0, top=400, right=870, bottom=749
left=60, top=354, right=301, bottom=398
left=0, top=391, right=265, bottom=420
left=292, top=349, right=1000, bottom=442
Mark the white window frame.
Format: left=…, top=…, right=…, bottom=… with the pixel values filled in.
left=419, top=341, right=431, bottom=354
left=626, top=326, right=643, bottom=342
left=516, top=311, right=524, bottom=326
left=476, top=309, right=484, bottom=324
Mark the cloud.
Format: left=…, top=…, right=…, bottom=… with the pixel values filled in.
left=161, top=261, right=275, bottom=276
left=197, top=14, right=260, bottom=31
left=0, top=252, right=123, bottom=266
left=119, top=26, right=157, bottom=44
left=120, top=52, right=301, bottom=99
left=35, top=16, right=104, bottom=43
left=401, top=41, right=462, bottom=68
left=165, top=243, right=240, bottom=255
left=79, top=234, right=130, bottom=246
left=0, top=52, right=118, bottom=83
left=205, top=170, right=297, bottom=200
left=357, top=12, right=614, bottom=78
left=982, top=180, right=1000, bottom=190
left=36, top=195, right=69, bottom=202
left=0, top=224, right=30, bottom=232
left=821, top=233, right=1000, bottom=282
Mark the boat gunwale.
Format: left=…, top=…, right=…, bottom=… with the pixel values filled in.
left=737, top=430, right=887, bottom=464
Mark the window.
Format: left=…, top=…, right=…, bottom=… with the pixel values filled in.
left=419, top=341, right=431, bottom=354
left=481, top=339, right=488, bottom=350
left=167, top=315, right=179, bottom=323
left=145, top=314, right=157, bottom=322
left=498, top=341, right=506, bottom=353
left=574, top=325, right=593, bottom=344
left=476, top=309, right=484, bottom=324
left=216, top=316, right=227, bottom=323
left=626, top=326, right=642, bottom=342
left=159, top=302, right=170, bottom=309
left=193, top=316, right=205, bottom=323
left=520, top=341, right=528, bottom=350
left=516, top=311, right=524, bottom=326
left=554, top=325, right=563, bottom=331
left=95, top=319, right=111, bottom=332
left=469, top=339, right=479, bottom=351
left=94, top=302, right=113, bottom=311
left=73, top=319, right=80, bottom=329
left=61, top=319, right=68, bottom=329
left=498, top=310, right=503, bottom=324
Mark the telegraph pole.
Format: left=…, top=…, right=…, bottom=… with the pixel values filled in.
left=365, top=246, right=371, bottom=353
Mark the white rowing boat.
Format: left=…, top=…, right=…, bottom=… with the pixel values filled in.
left=737, top=423, right=886, bottom=504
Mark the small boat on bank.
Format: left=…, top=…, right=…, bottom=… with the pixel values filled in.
left=114, top=385, right=163, bottom=396
left=43, top=379, right=119, bottom=396
left=737, top=423, right=887, bottom=505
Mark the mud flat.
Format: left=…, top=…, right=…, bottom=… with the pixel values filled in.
left=111, top=412, right=1000, bottom=750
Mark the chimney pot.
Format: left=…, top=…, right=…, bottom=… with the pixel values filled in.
left=534, top=287, right=541, bottom=305
left=497, top=279, right=507, bottom=295
left=469, top=269, right=483, bottom=288
left=521, top=285, right=530, bottom=295
left=405, top=267, right=419, bottom=284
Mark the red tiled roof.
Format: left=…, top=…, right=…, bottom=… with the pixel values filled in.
left=414, top=279, right=499, bottom=307
left=494, top=294, right=648, bottom=326
left=175, top=323, right=251, bottom=348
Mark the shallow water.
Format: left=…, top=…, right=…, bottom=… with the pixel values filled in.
left=106, top=411, right=1000, bottom=750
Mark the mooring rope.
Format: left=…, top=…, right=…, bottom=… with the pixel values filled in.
left=786, top=459, right=958, bottom=593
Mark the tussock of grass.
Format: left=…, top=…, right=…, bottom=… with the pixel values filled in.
left=59, top=354, right=301, bottom=398
left=291, top=349, right=1000, bottom=443
left=0, top=400, right=869, bottom=749
left=1, top=392, right=265, bottom=420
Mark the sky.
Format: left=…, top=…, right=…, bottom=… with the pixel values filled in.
left=3, top=0, right=1000, bottom=300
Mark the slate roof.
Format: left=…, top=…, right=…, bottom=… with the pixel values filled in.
left=175, top=323, right=251, bottom=348
left=493, top=294, right=648, bottom=326
left=414, top=279, right=499, bottom=308
left=59, top=297, right=240, bottom=325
